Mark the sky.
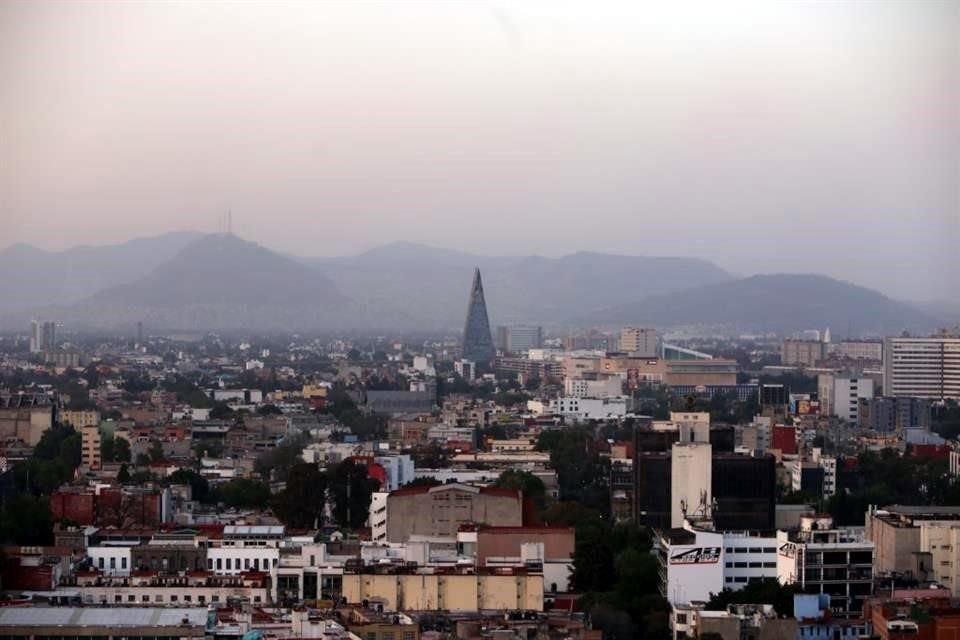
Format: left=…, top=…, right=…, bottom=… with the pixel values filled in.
left=1, top=1, right=957, bottom=301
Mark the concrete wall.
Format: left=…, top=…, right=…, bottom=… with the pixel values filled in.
left=341, top=573, right=543, bottom=612
left=386, top=487, right=522, bottom=542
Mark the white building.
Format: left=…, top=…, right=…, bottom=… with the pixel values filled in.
left=374, top=454, right=415, bottom=491
left=369, top=492, right=388, bottom=543
left=548, top=396, right=629, bottom=422
left=87, top=545, right=132, bottom=576
left=454, top=359, right=476, bottom=381
left=884, top=336, right=960, bottom=401
left=832, top=376, right=874, bottom=422
left=658, top=525, right=779, bottom=606
left=563, top=376, right=623, bottom=399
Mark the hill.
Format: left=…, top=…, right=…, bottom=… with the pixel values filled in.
left=0, top=231, right=204, bottom=313
left=581, top=274, right=938, bottom=335
left=52, top=234, right=384, bottom=331
left=307, top=242, right=733, bottom=328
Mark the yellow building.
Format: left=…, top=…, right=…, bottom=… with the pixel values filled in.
left=303, top=384, right=329, bottom=400
left=80, top=425, right=102, bottom=469
left=341, top=571, right=543, bottom=612
left=61, top=409, right=101, bottom=428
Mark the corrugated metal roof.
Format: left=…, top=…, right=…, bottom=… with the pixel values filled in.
left=0, top=607, right=207, bottom=627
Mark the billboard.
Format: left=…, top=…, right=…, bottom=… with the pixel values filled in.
left=669, top=546, right=721, bottom=565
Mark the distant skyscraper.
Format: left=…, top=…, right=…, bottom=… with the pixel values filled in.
left=29, top=319, right=57, bottom=354
left=507, top=325, right=543, bottom=353
left=462, top=268, right=495, bottom=366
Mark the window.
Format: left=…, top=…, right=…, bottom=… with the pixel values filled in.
left=212, top=595, right=220, bottom=602
left=254, top=596, right=262, bottom=603
left=734, top=577, right=747, bottom=583
left=725, top=547, right=733, bottom=553
left=748, top=547, right=762, bottom=554
left=208, top=559, right=213, bottom=570
left=226, top=558, right=232, bottom=570
left=403, top=633, right=414, bottom=640
left=171, top=595, right=178, bottom=602
left=763, top=547, right=776, bottom=553
left=734, top=562, right=747, bottom=568
left=383, top=633, right=395, bottom=640
left=763, top=562, right=777, bottom=568
left=725, top=577, right=734, bottom=583
left=725, top=562, right=733, bottom=568
left=749, top=562, right=762, bottom=568
left=199, top=595, right=206, bottom=603
left=99, top=558, right=105, bottom=569
left=142, top=595, right=150, bottom=602
left=217, top=559, right=223, bottom=570
left=675, top=614, right=687, bottom=625
left=244, top=558, right=250, bottom=570
left=734, top=547, right=747, bottom=553
left=156, top=595, right=163, bottom=603
left=115, top=595, right=122, bottom=603
left=184, top=595, right=192, bottom=602
left=128, top=595, right=135, bottom=602
left=122, top=557, right=127, bottom=569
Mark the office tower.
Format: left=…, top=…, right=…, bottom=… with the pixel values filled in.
left=884, top=336, right=960, bottom=401
left=620, top=327, right=658, bottom=357
left=29, top=320, right=41, bottom=353
left=30, top=320, right=57, bottom=353
left=781, top=339, right=826, bottom=367
left=831, top=376, right=874, bottom=422
left=507, top=325, right=543, bottom=353
left=495, top=325, right=509, bottom=352
left=462, top=268, right=495, bottom=366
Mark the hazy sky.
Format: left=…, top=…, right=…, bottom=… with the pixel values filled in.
left=1, top=1, right=957, bottom=300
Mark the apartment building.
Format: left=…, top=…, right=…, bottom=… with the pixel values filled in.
left=384, top=484, right=522, bottom=542
left=620, top=327, right=658, bottom=358
left=884, top=336, right=960, bottom=401
left=777, top=516, right=874, bottom=617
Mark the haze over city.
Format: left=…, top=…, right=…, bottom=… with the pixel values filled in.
left=2, top=1, right=958, bottom=300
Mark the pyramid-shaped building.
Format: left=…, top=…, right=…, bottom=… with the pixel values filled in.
left=462, top=268, right=495, bottom=366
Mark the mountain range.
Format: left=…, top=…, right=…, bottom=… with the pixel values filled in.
left=0, top=233, right=946, bottom=334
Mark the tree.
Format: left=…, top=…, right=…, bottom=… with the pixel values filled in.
left=328, top=460, right=379, bottom=529
left=212, top=478, right=271, bottom=509
left=272, top=463, right=327, bottom=528
left=117, top=463, right=131, bottom=484
left=255, top=432, right=310, bottom=482
left=58, top=432, right=82, bottom=471
left=114, top=437, right=131, bottom=462
left=101, top=435, right=115, bottom=462
left=706, top=579, right=800, bottom=616
left=494, top=469, right=546, bottom=512
left=135, top=453, right=150, bottom=467
left=147, top=439, right=165, bottom=463
left=0, top=494, right=54, bottom=545
left=210, top=402, right=235, bottom=420
left=168, top=469, right=210, bottom=503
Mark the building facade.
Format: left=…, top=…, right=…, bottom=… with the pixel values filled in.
left=884, top=336, right=960, bottom=401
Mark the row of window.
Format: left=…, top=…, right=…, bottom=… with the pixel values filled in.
left=724, top=547, right=776, bottom=554
left=107, top=593, right=262, bottom=604
left=208, top=557, right=277, bottom=571
left=724, top=576, right=764, bottom=584
left=725, top=561, right=777, bottom=569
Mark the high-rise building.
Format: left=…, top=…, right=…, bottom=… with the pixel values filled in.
left=831, top=376, right=875, bottom=422
left=781, top=339, right=826, bottom=367
left=506, top=325, right=543, bottom=353
left=884, top=336, right=960, bottom=401
left=29, top=320, right=57, bottom=354
left=620, top=327, right=658, bottom=358
left=461, top=268, right=495, bottom=366
left=494, top=325, right=509, bottom=352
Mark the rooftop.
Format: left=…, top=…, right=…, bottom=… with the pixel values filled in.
left=0, top=607, right=208, bottom=628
